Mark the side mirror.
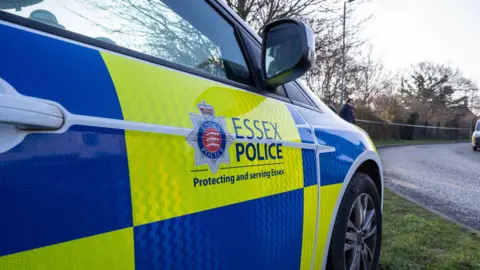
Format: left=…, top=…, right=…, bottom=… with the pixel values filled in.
left=261, top=19, right=316, bottom=87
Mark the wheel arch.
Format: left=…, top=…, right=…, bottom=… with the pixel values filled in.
left=319, top=150, right=383, bottom=270
left=356, top=159, right=383, bottom=204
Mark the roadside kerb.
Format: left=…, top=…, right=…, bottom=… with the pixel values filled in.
left=385, top=176, right=480, bottom=236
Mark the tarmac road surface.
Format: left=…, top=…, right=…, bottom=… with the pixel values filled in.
left=379, top=143, right=480, bottom=230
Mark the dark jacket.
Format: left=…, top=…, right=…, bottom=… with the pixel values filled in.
left=339, top=104, right=355, bottom=124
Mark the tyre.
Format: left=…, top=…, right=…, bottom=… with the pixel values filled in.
left=327, top=173, right=382, bottom=270
left=474, top=146, right=478, bottom=151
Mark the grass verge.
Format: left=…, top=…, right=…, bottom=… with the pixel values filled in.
left=374, top=140, right=468, bottom=147
left=380, top=189, right=480, bottom=270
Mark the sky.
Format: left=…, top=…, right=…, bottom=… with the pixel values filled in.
left=355, top=0, right=480, bottom=84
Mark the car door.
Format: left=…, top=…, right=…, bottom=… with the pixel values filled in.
left=0, top=1, right=321, bottom=269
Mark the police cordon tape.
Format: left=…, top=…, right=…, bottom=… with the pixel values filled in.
left=356, top=119, right=471, bottom=130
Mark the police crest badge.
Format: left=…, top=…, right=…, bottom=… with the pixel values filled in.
left=186, top=101, right=234, bottom=174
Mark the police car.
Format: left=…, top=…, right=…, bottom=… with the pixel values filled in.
left=473, top=120, right=480, bottom=151
left=0, top=1, right=383, bottom=269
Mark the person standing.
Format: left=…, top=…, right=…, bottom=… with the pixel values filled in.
left=339, top=98, right=355, bottom=124
left=327, top=100, right=337, bottom=113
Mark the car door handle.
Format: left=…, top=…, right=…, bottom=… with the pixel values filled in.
left=0, top=94, right=64, bottom=130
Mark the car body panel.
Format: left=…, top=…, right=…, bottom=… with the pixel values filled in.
left=0, top=21, right=313, bottom=269
left=0, top=2, right=382, bottom=269
left=290, top=104, right=382, bottom=270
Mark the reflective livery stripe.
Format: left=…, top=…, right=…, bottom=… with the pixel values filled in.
left=300, top=186, right=318, bottom=270
left=314, top=184, right=343, bottom=270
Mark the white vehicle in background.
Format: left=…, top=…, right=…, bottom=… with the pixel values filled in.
left=473, top=120, right=480, bottom=151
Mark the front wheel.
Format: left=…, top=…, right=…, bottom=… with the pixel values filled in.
left=474, top=146, right=478, bottom=151
left=327, top=173, right=382, bottom=270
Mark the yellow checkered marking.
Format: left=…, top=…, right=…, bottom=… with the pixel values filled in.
left=126, top=131, right=304, bottom=226
left=101, top=52, right=301, bottom=143
left=300, top=185, right=318, bottom=270
left=0, top=228, right=134, bottom=270
left=314, top=183, right=343, bottom=270
left=101, top=52, right=306, bottom=226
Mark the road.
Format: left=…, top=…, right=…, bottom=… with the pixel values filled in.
left=379, top=143, right=480, bottom=230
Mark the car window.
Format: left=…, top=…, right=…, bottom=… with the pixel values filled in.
left=296, top=79, right=327, bottom=112
left=477, top=122, right=480, bottom=131
left=3, top=0, right=253, bottom=86
left=284, top=82, right=317, bottom=109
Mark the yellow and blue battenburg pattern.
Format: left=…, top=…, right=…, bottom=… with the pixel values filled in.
left=0, top=23, right=368, bottom=270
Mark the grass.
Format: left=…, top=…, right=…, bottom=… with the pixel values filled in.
left=380, top=189, right=480, bottom=270
left=374, top=140, right=467, bottom=147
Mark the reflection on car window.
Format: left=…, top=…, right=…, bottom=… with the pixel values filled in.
left=2, top=0, right=253, bottom=86
left=29, top=9, right=65, bottom=29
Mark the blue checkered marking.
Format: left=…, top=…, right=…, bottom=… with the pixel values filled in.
left=0, top=23, right=123, bottom=120
left=0, top=126, right=132, bottom=256
left=302, top=149, right=317, bottom=187
left=134, top=189, right=304, bottom=270
left=315, top=129, right=366, bottom=186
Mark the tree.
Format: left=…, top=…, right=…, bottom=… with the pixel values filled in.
left=398, top=62, right=480, bottom=126
left=225, top=0, right=372, bottom=104
left=400, top=62, right=454, bottom=123
left=456, top=77, right=480, bottom=115
left=400, top=62, right=460, bottom=106
left=372, top=93, right=406, bottom=123
left=225, top=0, right=333, bottom=32
left=304, top=0, right=372, bottom=104
left=352, top=45, right=393, bottom=106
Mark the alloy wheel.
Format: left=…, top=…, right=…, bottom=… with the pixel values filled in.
left=344, top=193, right=377, bottom=270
